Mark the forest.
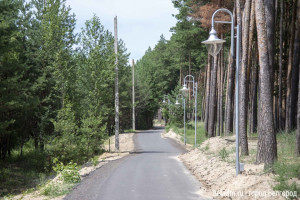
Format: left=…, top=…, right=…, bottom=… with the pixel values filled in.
left=0, top=0, right=300, bottom=198
left=0, top=0, right=133, bottom=163
left=136, top=0, right=300, bottom=166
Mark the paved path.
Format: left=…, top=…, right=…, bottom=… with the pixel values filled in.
left=65, top=127, right=205, bottom=200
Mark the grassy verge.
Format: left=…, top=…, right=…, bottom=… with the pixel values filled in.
left=0, top=143, right=53, bottom=198
left=167, top=122, right=300, bottom=199
left=166, top=121, right=207, bottom=147
left=272, top=131, right=300, bottom=198
left=0, top=139, right=106, bottom=198
left=244, top=131, right=300, bottom=198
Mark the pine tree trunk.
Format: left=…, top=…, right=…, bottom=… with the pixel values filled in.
left=296, top=0, right=300, bottom=154
left=220, top=47, right=224, bottom=136
left=225, top=49, right=235, bottom=135
left=285, top=3, right=296, bottom=132
left=255, top=0, right=277, bottom=166
left=248, top=1, right=256, bottom=134
left=208, top=56, right=218, bottom=137
left=290, top=0, right=300, bottom=130
left=239, top=0, right=251, bottom=156
left=297, top=61, right=300, bottom=156
left=250, top=47, right=258, bottom=134
left=202, top=68, right=207, bottom=121
left=264, top=0, right=275, bottom=84
left=278, top=0, right=283, bottom=130
left=217, top=53, right=221, bottom=136
left=247, top=0, right=256, bottom=72
left=204, top=55, right=212, bottom=134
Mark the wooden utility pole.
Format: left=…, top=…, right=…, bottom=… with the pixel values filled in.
left=132, top=59, right=135, bottom=131
left=114, top=16, right=119, bottom=151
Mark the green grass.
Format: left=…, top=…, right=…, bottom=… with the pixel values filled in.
left=244, top=131, right=300, bottom=198
left=0, top=142, right=53, bottom=197
left=0, top=137, right=105, bottom=198
left=123, top=129, right=137, bottom=133
left=272, top=131, right=300, bottom=199
left=218, top=147, right=229, bottom=161
left=40, top=182, right=74, bottom=197
left=166, top=121, right=207, bottom=148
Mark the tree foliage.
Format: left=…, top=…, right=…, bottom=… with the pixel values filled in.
left=0, top=0, right=131, bottom=164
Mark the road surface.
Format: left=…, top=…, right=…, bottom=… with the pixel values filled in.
left=65, top=127, right=205, bottom=200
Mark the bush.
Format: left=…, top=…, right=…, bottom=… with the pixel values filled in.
left=52, top=158, right=80, bottom=184
left=50, top=104, right=107, bottom=164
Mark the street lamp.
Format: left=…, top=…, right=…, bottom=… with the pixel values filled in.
left=180, top=75, right=197, bottom=148
left=202, top=28, right=225, bottom=57
left=202, top=8, right=241, bottom=176
left=175, top=94, right=186, bottom=145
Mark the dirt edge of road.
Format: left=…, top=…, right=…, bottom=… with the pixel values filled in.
left=10, top=133, right=135, bottom=200
left=162, top=129, right=289, bottom=200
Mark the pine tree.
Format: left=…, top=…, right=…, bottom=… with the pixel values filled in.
left=255, top=0, right=277, bottom=166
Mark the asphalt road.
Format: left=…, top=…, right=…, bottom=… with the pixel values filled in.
left=65, top=127, right=205, bottom=200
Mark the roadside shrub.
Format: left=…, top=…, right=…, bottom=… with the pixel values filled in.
left=91, top=156, right=99, bottom=166
left=50, top=104, right=107, bottom=164
left=52, top=158, right=80, bottom=184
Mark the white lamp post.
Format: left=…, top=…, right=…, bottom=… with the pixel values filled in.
left=180, top=75, right=197, bottom=148
left=202, top=8, right=241, bottom=176
left=175, top=94, right=186, bottom=145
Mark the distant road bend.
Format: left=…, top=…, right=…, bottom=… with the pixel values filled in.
left=65, top=127, right=206, bottom=200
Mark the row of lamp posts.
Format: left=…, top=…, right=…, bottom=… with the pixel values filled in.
left=162, top=8, right=241, bottom=175
left=163, top=74, right=197, bottom=148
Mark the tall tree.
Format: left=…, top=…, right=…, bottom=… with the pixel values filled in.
left=297, top=60, right=300, bottom=156
left=249, top=42, right=258, bottom=134
left=295, top=0, right=300, bottom=156
left=204, top=55, right=212, bottom=133
left=285, top=0, right=297, bottom=132
left=32, top=0, right=76, bottom=150
left=278, top=0, right=283, bottom=130
left=225, top=49, right=235, bottom=135
left=290, top=0, right=300, bottom=130
left=0, top=0, right=24, bottom=159
left=255, top=0, right=277, bottom=166
left=239, top=0, right=251, bottom=156
left=208, top=56, right=218, bottom=137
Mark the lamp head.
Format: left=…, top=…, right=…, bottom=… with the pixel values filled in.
left=175, top=99, right=180, bottom=105
left=180, top=84, right=188, bottom=92
left=162, top=99, right=166, bottom=104
left=180, top=84, right=189, bottom=97
left=202, top=27, right=225, bottom=56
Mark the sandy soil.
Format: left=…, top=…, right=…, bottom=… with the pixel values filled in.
left=161, top=128, right=194, bottom=151
left=10, top=133, right=135, bottom=200
left=80, top=132, right=135, bottom=177
left=163, top=129, right=289, bottom=200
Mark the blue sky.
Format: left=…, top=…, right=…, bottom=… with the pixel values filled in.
left=65, top=0, right=178, bottom=63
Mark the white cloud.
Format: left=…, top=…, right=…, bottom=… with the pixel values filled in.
left=66, top=0, right=178, bottom=62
